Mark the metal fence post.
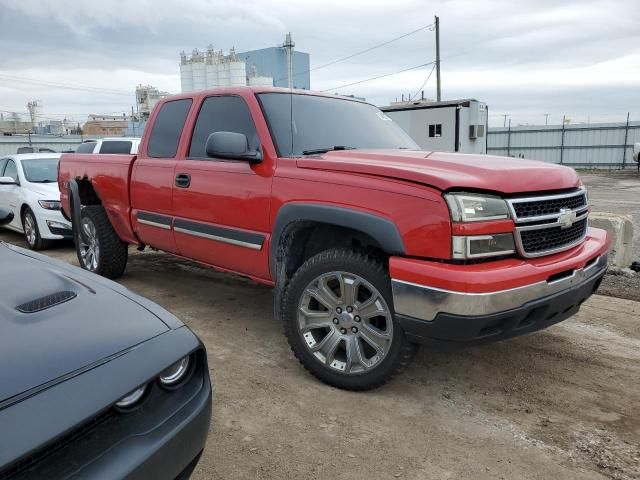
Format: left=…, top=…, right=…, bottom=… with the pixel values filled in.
left=507, top=118, right=511, bottom=156
left=559, top=115, right=566, bottom=164
left=622, top=112, right=630, bottom=169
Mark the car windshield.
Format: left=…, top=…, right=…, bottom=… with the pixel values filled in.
left=21, top=158, right=59, bottom=183
left=257, top=93, right=419, bottom=157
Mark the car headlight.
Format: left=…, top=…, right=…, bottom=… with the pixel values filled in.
left=38, top=200, right=61, bottom=210
left=445, top=193, right=510, bottom=222
left=115, top=384, right=147, bottom=409
left=159, top=356, right=191, bottom=387
left=452, top=233, right=515, bottom=259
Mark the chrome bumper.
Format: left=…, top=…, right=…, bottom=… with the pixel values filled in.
left=391, top=254, right=608, bottom=322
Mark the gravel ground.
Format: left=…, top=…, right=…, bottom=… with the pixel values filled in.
left=582, top=171, right=640, bottom=302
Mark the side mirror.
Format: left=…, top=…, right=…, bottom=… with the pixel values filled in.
left=0, top=208, right=14, bottom=226
left=205, top=132, right=262, bottom=163
left=0, top=176, right=17, bottom=185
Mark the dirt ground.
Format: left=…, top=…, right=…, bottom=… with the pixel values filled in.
left=1, top=172, right=639, bottom=479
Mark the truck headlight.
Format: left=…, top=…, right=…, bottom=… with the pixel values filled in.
left=445, top=193, right=510, bottom=222
left=452, top=234, right=515, bottom=259
left=38, top=200, right=61, bottom=210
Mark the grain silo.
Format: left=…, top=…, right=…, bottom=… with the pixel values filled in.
left=248, top=65, right=274, bottom=87
left=205, top=45, right=218, bottom=88
left=228, top=48, right=246, bottom=87
left=191, top=49, right=206, bottom=91
left=179, top=51, right=193, bottom=92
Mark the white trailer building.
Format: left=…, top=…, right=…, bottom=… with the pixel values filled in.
left=381, top=99, right=488, bottom=154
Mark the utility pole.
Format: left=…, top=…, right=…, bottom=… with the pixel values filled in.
left=502, top=114, right=509, bottom=128
left=544, top=113, right=550, bottom=125
left=435, top=15, right=441, bottom=101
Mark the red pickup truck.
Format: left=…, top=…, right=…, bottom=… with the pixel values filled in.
left=59, top=87, right=610, bottom=390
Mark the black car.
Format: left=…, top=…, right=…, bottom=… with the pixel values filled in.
left=0, top=210, right=212, bottom=479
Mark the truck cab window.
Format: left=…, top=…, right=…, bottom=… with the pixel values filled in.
left=148, top=99, right=192, bottom=158
left=188, top=96, right=259, bottom=159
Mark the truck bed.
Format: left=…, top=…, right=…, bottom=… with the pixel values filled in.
left=58, top=153, right=138, bottom=244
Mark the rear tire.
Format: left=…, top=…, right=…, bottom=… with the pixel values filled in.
left=22, top=207, right=51, bottom=251
left=282, top=248, right=416, bottom=390
left=75, top=205, right=128, bottom=279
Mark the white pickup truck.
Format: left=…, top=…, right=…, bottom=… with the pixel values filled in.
left=75, top=137, right=140, bottom=155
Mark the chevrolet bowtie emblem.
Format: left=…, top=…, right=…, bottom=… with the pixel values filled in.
left=558, top=208, right=577, bottom=229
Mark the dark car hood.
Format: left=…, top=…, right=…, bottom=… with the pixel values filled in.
left=0, top=243, right=171, bottom=404
left=296, top=150, right=581, bottom=194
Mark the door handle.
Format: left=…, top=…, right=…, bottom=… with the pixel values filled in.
left=175, top=173, right=191, bottom=188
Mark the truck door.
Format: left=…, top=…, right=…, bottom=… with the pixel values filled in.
left=171, top=94, right=273, bottom=281
left=130, top=98, right=192, bottom=253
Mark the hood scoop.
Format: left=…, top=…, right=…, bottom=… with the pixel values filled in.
left=16, top=291, right=77, bottom=314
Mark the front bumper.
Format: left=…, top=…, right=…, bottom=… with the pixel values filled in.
left=391, top=227, right=610, bottom=345
left=36, top=209, right=72, bottom=239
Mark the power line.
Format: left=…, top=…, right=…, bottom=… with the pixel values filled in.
left=321, top=61, right=436, bottom=93
left=275, top=22, right=434, bottom=82
left=411, top=63, right=437, bottom=100
left=0, top=74, right=132, bottom=96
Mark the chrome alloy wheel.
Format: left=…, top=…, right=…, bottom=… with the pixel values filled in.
left=78, top=216, right=100, bottom=271
left=297, top=271, right=394, bottom=374
left=24, top=213, right=37, bottom=246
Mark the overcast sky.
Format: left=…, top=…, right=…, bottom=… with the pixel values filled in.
left=0, top=0, right=638, bottom=126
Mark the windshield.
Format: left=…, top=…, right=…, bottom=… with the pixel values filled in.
left=21, top=158, right=59, bottom=183
left=257, top=93, right=419, bottom=156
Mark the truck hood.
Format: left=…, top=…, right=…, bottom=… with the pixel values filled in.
left=296, top=150, right=581, bottom=194
left=0, top=243, right=170, bottom=405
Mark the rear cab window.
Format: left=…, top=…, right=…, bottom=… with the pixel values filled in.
left=148, top=99, right=192, bottom=158
left=75, top=142, right=97, bottom=153
left=99, top=141, right=133, bottom=154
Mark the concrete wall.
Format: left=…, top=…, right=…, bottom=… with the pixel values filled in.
left=590, top=212, right=634, bottom=268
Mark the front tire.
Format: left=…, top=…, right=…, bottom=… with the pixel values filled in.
left=282, top=248, right=415, bottom=390
left=22, top=207, right=51, bottom=250
left=76, top=205, right=128, bottom=279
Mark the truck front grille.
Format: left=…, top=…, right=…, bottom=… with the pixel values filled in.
left=507, top=188, right=589, bottom=258
left=512, top=192, right=587, bottom=218
left=519, top=218, right=587, bottom=255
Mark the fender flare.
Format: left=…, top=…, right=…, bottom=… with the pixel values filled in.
left=270, top=203, right=405, bottom=278
left=68, top=179, right=87, bottom=243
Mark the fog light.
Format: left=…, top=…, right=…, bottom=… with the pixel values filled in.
left=115, top=384, right=147, bottom=409
left=452, top=233, right=515, bottom=259
left=46, top=220, right=71, bottom=230
left=159, top=356, right=190, bottom=386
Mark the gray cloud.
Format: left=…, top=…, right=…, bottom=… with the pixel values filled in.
left=0, top=0, right=638, bottom=125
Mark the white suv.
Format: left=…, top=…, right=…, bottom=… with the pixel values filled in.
left=75, top=137, right=141, bottom=154
left=0, top=153, right=72, bottom=250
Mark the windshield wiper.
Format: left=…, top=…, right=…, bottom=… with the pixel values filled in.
left=30, top=180, right=54, bottom=183
left=301, top=146, right=356, bottom=155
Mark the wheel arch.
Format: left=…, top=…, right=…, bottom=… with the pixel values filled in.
left=270, top=203, right=405, bottom=285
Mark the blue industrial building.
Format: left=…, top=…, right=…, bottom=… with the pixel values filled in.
left=236, top=47, right=311, bottom=90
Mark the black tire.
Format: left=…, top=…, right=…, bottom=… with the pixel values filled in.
left=75, top=205, right=128, bottom=279
left=22, top=207, right=51, bottom=251
left=282, top=248, right=416, bottom=390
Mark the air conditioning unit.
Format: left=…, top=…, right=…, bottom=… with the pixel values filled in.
left=469, top=124, right=485, bottom=139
